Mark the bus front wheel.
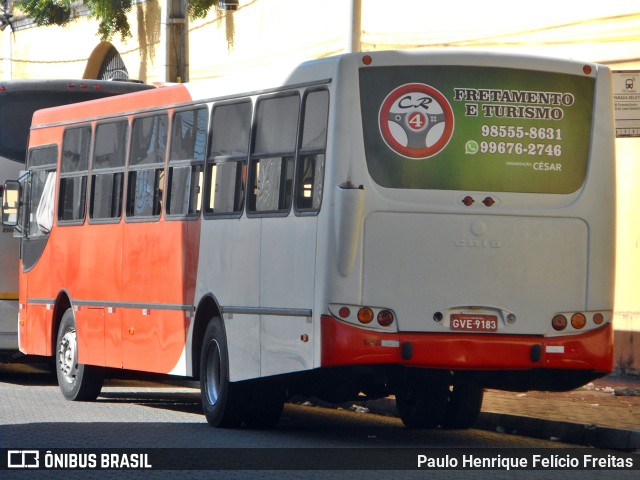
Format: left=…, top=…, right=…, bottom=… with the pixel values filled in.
left=55, top=309, right=104, bottom=401
left=200, top=317, right=248, bottom=428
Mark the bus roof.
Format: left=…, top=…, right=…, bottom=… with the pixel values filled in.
left=28, top=50, right=603, bottom=133
left=0, top=79, right=154, bottom=162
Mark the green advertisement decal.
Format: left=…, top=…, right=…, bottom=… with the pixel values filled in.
left=360, top=66, right=595, bottom=193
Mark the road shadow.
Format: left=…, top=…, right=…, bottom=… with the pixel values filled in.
left=0, top=360, right=56, bottom=386
left=97, top=390, right=203, bottom=416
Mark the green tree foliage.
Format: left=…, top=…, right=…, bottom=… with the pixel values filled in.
left=188, top=0, right=218, bottom=19
left=15, top=0, right=225, bottom=40
left=15, top=0, right=73, bottom=27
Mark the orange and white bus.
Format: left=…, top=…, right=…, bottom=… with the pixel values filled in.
left=3, top=51, right=615, bottom=429
left=0, top=80, right=153, bottom=359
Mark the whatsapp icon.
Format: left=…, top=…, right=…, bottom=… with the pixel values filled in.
left=465, top=140, right=479, bottom=155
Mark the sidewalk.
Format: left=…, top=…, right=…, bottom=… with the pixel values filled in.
left=352, top=375, right=640, bottom=450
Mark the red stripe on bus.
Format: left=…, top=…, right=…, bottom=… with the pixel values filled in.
left=320, top=315, right=613, bottom=372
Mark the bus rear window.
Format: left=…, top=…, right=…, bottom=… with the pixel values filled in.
left=359, top=66, right=595, bottom=194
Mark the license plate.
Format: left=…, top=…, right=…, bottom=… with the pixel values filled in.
left=450, top=314, right=498, bottom=332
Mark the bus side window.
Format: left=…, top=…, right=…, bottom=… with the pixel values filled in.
left=126, top=114, right=168, bottom=219
left=295, top=89, right=329, bottom=213
left=248, top=93, right=299, bottom=215
left=58, top=126, right=91, bottom=224
left=90, top=120, right=128, bottom=221
left=26, top=146, right=58, bottom=237
left=205, top=101, right=251, bottom=217
left=167, top=107, right=207, bottom=217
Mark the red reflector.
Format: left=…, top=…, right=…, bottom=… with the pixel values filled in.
left=593, top=313, right=604, bottom=325
left=362, top=55, right=372, bottom=65
left=377, top=310, right=394, bottom=327
left=67, top=84, right=76, bottom=88
left=338, top=307, right=351, bottom=319
left=80, top=84, right=88, bottom=88
left=462, top=196, right=474, bottom=206
left=94, top=85, right=102, bottom=89
left=583, top=65, right=593, bottom=75
left=483, top=197, right=495, bottom=207
left=552, top=315, right=567, bottom=331
left=0, top=86, right=6, bottom=91
left=357, top=307, right=374, bottom=324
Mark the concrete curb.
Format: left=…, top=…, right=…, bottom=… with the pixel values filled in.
left=303, top=397, right=640, bottom=451
left=474, top=412, right=640, bottom=451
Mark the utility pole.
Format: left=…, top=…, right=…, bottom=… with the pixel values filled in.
left=164, top=0, right=188, bottom=82
left=346, top=0, right=362, bottom=53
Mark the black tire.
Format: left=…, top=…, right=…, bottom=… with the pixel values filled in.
left=396, top=372, right=449, bottom=429
left=441, top=384, right=484, bottom=429
left=55, top=309, right=104, bottom=401
left=200, top=317, right=248, bottom=428
left=243, top=379, right=285, bottom=429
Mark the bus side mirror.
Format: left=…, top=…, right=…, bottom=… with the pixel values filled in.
left=2, top=180, right=20, bottom=227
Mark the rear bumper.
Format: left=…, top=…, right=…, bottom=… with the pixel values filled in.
left=321, top=315, right=613, bottom=372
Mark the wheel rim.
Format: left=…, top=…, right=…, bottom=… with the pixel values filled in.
left=204, top=339, right=222, bottom=406
left=58, top=328, right=78, bottom=384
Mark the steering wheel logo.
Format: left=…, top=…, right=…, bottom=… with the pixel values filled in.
left=379, top=83, right=454, bottom=159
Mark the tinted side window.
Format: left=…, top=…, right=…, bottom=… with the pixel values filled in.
left=205, top=101, right=252, bottom=217
left=90, top=120, right=128, bottom=221
left=59, top=126, right=91, bottom=223
left=247, top=94, right=299, bottom=214
left=27, top=146, right=58, bottom=237
left=295, top=90, right=329, bottom=213
left=126, top=114, right=168, bottom=219
left=167, top=107, right=207, bottom=217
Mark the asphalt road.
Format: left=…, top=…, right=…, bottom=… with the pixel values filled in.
left=0, top=362, right=637, bottom=480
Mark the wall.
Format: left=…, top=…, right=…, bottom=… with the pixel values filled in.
left=0, top=1, right=163, bottom=83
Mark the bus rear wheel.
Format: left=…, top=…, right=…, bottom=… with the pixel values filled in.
left=55, top=309, right=104, bottom=401
left=200, top=317, right=248, bottom=428
left=243, top=379, right=286, bottom=429
left=441, top=384, right=484, bottom=429
left=395, top=373, right=449, bottom=429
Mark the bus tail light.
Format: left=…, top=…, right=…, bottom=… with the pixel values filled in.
left=377, top=309, right=394, bottom=327
left=551, top=310, right=610, bottom=334
left=552, top=315, right=567, bottom=331
left=571, top=313, right=586, bottom=329
left=328, top=304, right=397, bottom=331
left=357, top=307, right=374, bottom=324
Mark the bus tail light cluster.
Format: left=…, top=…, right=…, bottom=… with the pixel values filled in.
left=329, top=304, right=397, bottom=331
left=551, top=311, right=609, bottom=332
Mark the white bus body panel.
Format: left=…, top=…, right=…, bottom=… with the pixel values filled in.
left=362, top=212, right=588, bottom=334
